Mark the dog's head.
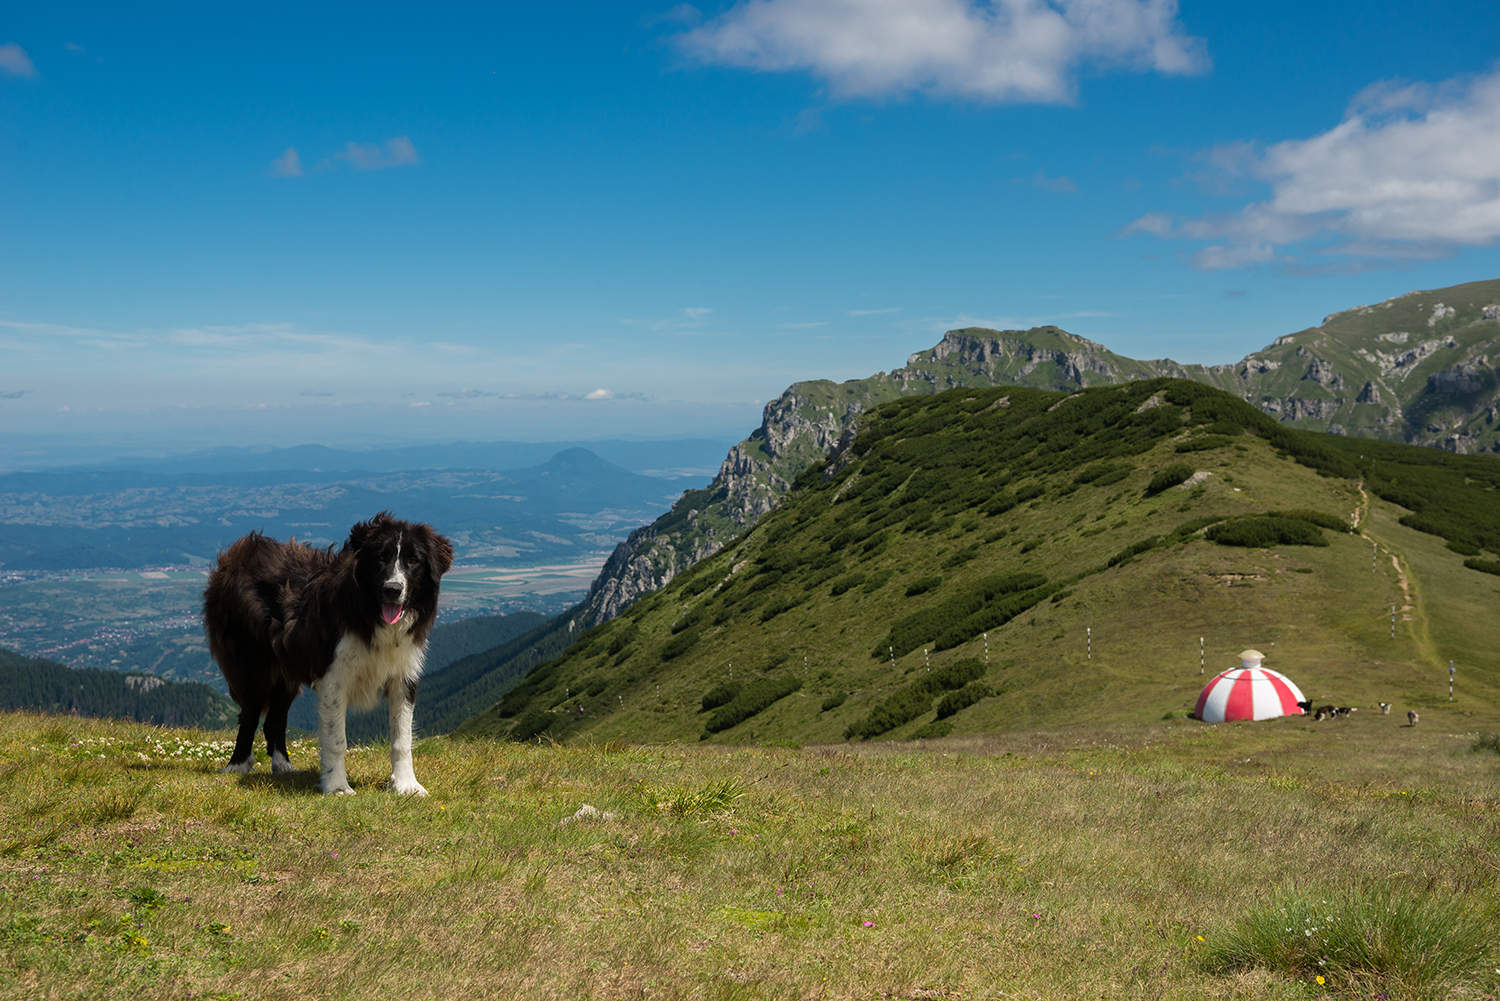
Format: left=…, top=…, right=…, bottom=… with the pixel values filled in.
left=345, top=511, right=454, bottom=626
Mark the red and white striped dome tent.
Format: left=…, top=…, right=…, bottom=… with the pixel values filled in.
left=1195, top=650, right=1307, bottom=723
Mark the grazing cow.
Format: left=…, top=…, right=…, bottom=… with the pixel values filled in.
left=1408, top=710, right=1420, bottom=726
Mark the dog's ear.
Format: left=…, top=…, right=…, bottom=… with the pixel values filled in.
left=424, top=528, right=454, bottom=583
left=343, top=510, right=394, bottom=555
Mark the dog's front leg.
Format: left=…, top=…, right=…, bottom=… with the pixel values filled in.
left=313, top=680, right=355, bottom=795
left=387, top=677, right=427, bottom=797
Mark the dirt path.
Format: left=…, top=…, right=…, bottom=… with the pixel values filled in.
left=1355, top=479, right=1413, bottom=619
left=1389, top=552, right=1414, bottom=619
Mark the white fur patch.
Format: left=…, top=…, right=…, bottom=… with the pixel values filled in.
left=325, top=621, right=424, bottom=711
left=313, top=620, right=426, bottom=795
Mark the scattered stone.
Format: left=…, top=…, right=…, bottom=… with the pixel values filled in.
left=559, top=803, right=616, bottom=826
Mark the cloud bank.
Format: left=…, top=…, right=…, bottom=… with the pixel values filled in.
left=0, top=42, right=37, bottom=78
left=675, top=0, right=1208, bottom=103
left=1127, top=68, right=1500, bottom=271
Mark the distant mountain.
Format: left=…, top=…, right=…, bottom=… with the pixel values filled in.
left=0, top=447, right=698, bottom=571
left=458, top=378, right=1500, bottom=745
left=574, top=278, right=1500, bottom=629
left=0, top=647, right=236, bottom=728
left=5, top=437, right=740, bottom=477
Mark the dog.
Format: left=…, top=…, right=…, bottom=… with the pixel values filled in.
left=1408, top=709, right=1419, bottom=726
left=203, top=512, right=453, bottom=795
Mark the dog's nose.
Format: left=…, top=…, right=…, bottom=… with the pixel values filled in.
left=382, top=581, right=403, bottom=601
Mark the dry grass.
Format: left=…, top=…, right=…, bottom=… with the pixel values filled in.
left=0, top=710, right=1497, bottom=1000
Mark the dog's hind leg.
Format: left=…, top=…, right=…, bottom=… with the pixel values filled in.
left=313, top=680, right=355, bottom=795
left=264, top=679, right=298, bottom=774
left=386, top=677, right=427, bottom=797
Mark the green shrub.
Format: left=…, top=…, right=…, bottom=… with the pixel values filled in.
left=1074, top=462, right=1130, bottom=484
left=1269, top=508, right=1353, bottom=532
left=1206, top=517, right=1328, bottom=548
left=882, top=573, right=1052, bottom=657
left=508, top=709, right=554, bottom=742
left=701, top=682, right=742, bottom=712
left=1107, top=535, right=1161, bottom=568
left=759, top=594, right=807, bottom=622
left=941, top=544, right=979, bottom=569
left=1463, top=557, right=1500, bottom=576
left=1171, top=516, right=1224, bottom=539
left=660, top=629, right=702, bottom=660
left=1144, top=463, right=1196, bottom=496
left=829, top=572, right=867, bottom=596
left=909, top=720, right=953, bottom=740
left=983, top=493, right=1018, bottom=516
left=583, top=674, right=609, bottom=697
left=703, top=678, right=803, bottom=734
left=1175, top=435, right=1235, bottom=453
left=905, top=575, right=943, bottom=597
left=1472, top=732, right=1500, bottom=754
left=935, top=682, right=992, bottom=719
left=861, top=569, right=897, bottom=593
left=606, top=620, right=639, bottom=656
left=1014, top=483, right=1046, bottom=503
left=845, top=659, right=985, bottom=739
left=820, top=692, right=847, bottom=712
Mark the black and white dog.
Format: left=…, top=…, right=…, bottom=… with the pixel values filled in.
left=203, top=512, right=453, bottom=795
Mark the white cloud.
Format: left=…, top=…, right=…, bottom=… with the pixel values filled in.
left=674, top=0, right=1208, bottom=104
left=0, top=42, right=37, bottom=78
left=1127, top=68, right=1500, bottom=270
left=270, top=147, right=303, bottom=177
left=1026, top=169, right=1076, bottom=192
left=332, top=136, right=421, bottom=171
left=584, top=389, right=616, bottom=400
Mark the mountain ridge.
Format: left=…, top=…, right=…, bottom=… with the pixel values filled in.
left=574, top=278, right=1500, bottom=630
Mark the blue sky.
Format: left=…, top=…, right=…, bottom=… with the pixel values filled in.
left=3, top=1, right=1499, bottom=450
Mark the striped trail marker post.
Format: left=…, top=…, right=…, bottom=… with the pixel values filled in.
left=1392, top=606, right=1396, bottom=639
left=1087, top=627, right=1091, bottom=661
left=1450, top=661, right=1455, bottom=701
left=1199, top=637, right=1204, bottom=675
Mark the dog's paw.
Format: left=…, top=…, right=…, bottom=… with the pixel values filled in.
left=391, top=779, right=429, bottom=797
left=270, top=752, right=295, bottom=774
left=321, top=784, right=356, bottom=796
left=220, top=760, right=253, bottom=775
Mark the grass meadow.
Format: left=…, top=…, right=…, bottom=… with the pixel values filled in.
left=1, top=710, right=1496, bottom=1000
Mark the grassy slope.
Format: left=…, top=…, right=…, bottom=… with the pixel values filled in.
left=0, top=711, right=1495, bottom=1000
left=461, top=379, right=1500, bottom=747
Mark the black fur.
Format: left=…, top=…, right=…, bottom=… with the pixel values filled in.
left=203, top=511, right=453, bottom=777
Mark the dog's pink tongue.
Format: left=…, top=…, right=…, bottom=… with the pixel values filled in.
left=382, top=603, right=404, bottom=624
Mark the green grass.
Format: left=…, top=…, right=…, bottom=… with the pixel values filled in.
left=1208, top=888, right=1495, bottom=1000
left=1, top=710, right=1496, bottom=1000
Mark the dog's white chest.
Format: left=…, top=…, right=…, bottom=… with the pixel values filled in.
left=320, top=623, right=424, bottom=710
